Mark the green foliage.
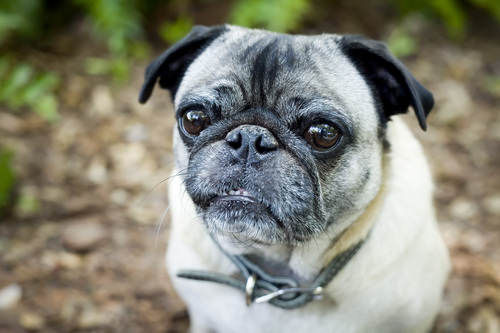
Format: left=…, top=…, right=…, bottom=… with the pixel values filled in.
left=393, top=0, right=500, bottom=39
left=16, top=192, right=40, bottom=216
left=0, top=57, right=60, bottom=122
left=469, top=0, right=500, bottom=21
left=387, top=28, right=418, bottom=58
left=229, top=0, right=311, bottom=32
left=85, top=55, right=139, bottom=84
left=483, top=75, right=500, bottom=98
left=0, top=149, right=15, bottom=213
left=0, top=0, right=150, bottom=85
left=159, top=15, right=194, bottom=44
left=0, top=0, right=43, bottom=43
left=76, top=0, right=143, bottom=55
left=76, top=0, right=150, bottom=82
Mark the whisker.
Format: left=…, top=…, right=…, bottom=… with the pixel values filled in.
left=155, top=201, right=174, bottom=249
left=197, top=58, right=224, bottom=86
left=138, top=177, right=170, bottom=207
left=138, top=167, right=188, bottom=207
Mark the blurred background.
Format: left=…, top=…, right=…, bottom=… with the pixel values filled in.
left=0, top=0, right=499, bottom=332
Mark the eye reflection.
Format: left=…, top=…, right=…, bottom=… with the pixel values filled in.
left=181, top=110, right=210, bottom=136
left=304, top=123, right=340, bottom=150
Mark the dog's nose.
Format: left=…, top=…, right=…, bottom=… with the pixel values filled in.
left=225, top=125, right=278, bottom=163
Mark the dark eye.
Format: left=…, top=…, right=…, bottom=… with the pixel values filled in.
left=181, top=110, right=210, bottom=136
left=304, top=123, right=340, bottom=150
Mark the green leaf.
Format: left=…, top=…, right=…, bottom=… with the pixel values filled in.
left=33, top=95, right=59, bottom=122
left=0, top=64, right=34, bottom=101
left=431, top=0, right=467, bottom=39
left=0, top=0, right=43, bottom=44
left=85, top=57, right=113, bottom=75
left=110, top=57, right=130, bottom=83
left=159, top=16, right=193, bottom=44
left=391, top=0, right=467, bottom=39
left=387, top=29, right=418, bottom=58
left=468, top=0, right=500, bottom=22
left=0, top=57, right=11, bottom=78
left=229, top=0, right=310, bottom=32
left=85, top=56, right=130, bottom=83
left=77, top=0, right=143, bottom=56
left=21, top=72, right=60, bottom=105
left=17, top=192, right=39, bottom=215
left=129, top=40, right=150, bottom=60
left=0, top=57, right=60, bottom=121
left=483, top=75, right=500, bottom=98
left=0, top=149, right=15, bottom=211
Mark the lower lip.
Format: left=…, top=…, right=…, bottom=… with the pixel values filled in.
left=212, top=195, right=259, bottom=204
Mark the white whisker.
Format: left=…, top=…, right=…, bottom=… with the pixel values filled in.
left=155, top=201, right=174, bottom=249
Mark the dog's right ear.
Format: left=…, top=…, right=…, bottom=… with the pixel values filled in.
left=138, top=25, right=228, bottom=104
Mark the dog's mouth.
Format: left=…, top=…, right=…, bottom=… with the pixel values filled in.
left=211, top=188, right=259, bottom=204
left=184, top=148, right=321, bottom=245
left=200, top=186, right=290, bottom=244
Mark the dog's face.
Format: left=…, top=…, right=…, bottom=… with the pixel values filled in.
left=139, top=25, right=433, bottom=247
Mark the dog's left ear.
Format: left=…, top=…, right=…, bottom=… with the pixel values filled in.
left=138, top=25, right=229, bottom=104
left=340, top=35, right=434, bottom=131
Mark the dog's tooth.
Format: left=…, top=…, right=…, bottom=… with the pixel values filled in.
left=229, top=190, right=236, bottom=195
left=243, top=190, right=249, bottom=196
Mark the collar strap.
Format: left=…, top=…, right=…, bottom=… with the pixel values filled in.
left=176, top=239, right=365, bottom=309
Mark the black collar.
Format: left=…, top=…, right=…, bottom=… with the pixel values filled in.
left=176, top=237, right=366, bottom=309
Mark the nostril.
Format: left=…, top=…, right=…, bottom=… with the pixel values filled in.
left=226, top=125, right=278, bottom=159
left=226, top=131, right=242, bottom=150
left=256, top=135, right=278, bottom=154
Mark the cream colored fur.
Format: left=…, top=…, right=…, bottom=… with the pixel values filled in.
left=166, top=117, right=450, bottom=333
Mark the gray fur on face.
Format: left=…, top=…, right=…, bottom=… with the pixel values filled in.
left=139, top=25, right=434, bottom=246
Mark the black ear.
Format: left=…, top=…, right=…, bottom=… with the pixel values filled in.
left=138, top=25, right=229, bottom=104
left=339, top=35, right=434, bottom=131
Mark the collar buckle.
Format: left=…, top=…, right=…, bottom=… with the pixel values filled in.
left=245, top=273, right=258, bottom=306
left=245, top=271, right=324, bottom=306
left=254, top=286, right=323, bottom=305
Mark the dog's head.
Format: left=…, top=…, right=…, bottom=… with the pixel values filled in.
left=139, top=25, right=433, bottom=247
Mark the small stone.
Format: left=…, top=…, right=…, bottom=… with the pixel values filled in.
left=124, top=123, right=148, bottom=142
left=58, top=252, right=83, bottom=269
left=462, top=230, right=487, bottom=253
left=109, top=143, right=146, bottom=167
left=449, top=198, right=480, bottom=221
left=0, top=112, right=24, bottom=133
left=109, top=142, right=157, bottom=188
left=19, top=312, right=45, bottom=330
left=433, top=80, right=472, bottom=126
left=41, top=186, right=65, bottom=203
left=89, top=85, right=114, bottom=118
left=40, top=251, right=58, bottom=272
left=110, top=188, right=129, bottom=205
left=61, top=217, right=107, bottom=252
left=77, top=305, right=106, bottom=329
left=0, top=283, right=22, bottom=309
left=484, top=194, right=500, bottom=216
left=86, top=156, right=108, bottom=184
left=467, top=305, right=500, bottom=333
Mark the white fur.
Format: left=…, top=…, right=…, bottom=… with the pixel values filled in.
left=166, top=118, right=450, bottom=333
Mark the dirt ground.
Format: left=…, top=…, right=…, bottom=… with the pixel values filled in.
left=0, top=10, right=500, bottom=333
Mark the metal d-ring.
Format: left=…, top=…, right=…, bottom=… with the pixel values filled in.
left=245, top=273, right=257, bottom=306
left=254, top=286, right=324, bottom=304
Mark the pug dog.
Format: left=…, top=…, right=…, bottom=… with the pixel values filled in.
left=139, top=25, right=450, bottom=333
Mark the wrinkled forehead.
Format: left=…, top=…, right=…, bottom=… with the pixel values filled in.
left=175, top=28, right=378, bottom=130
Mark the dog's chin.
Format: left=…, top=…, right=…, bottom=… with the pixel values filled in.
left=200, top=195, right=290, bottom=246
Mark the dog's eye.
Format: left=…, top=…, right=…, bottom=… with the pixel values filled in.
left=181, top=110, right=210, bottom=136
left=304, top=123, right=340, bottom=150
